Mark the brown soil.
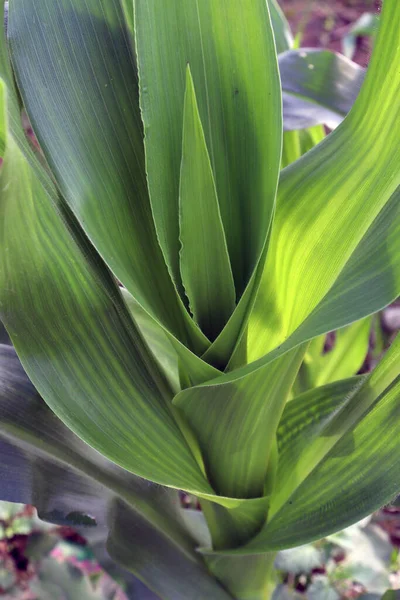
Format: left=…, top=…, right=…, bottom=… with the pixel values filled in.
left=278, top=0, right=382, bottom=66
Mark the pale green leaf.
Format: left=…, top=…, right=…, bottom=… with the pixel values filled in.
left=179, top=67, right=236, bottom=340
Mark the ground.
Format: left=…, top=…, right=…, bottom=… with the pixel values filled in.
left=278, top=0, right=381, bottom=65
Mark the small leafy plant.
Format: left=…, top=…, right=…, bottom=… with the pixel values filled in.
left=0, top=0, right=399, bottom=598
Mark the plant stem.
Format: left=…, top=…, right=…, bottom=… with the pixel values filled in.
left=203, top=550, right=278, bottom=600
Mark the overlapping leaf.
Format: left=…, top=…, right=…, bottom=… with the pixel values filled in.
left=0, top=343, right=231, bottom=600
left=0, top=20, right=212, bottom=495
left=175, top=346, right=305, bottom=499
left=245, top=335, right=400, bottom=550
left=246, top=0, right=400, bottom=363
left=134, top=0, right=282, bottom=364
left=7, top=0, right=208, bottom=354
left=176, top=0, right=400, bottom=518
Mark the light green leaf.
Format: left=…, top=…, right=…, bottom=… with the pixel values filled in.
left=179, top=67, right=235, bottom=340
left=286, top=187, right=400, bottom=346
left=134, top=0, right=282, bottom=365
left=174, top=346, right=305, bottom=499
left=282, top=126, right=325, bottom=169
left=246, top=0, right=400, bottom=363
left=8, top=0, right=208, bottom=354
left=302, top=317, right=371, bottom=390
left=244, top=335, right=400, bottom=551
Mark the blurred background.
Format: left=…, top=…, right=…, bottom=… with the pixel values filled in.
left=279, top=0, right=380, bottom=65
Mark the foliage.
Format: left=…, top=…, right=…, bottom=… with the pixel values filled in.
left=0, top=0, right=399, bottom=598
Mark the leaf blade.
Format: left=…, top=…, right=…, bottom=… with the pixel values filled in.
left=8, top=0, right=207, bottom=353
left=134, top=0, right=282, bottom=366
left=179, top=67, right=236, bottom=340
left=0, top=70, right=211, bottom=496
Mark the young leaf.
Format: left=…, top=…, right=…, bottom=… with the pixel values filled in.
left=245, top=335, right=400, bottom=551
left=134, top=0, right=282, bottom=367
left=179, top=67, right=236, bottom=340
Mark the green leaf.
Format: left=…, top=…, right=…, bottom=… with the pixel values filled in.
left=203, top=551, right=277, bottom=600
left=246, top=0, right=400, bottom=363
left=0, top=344, right=232, bottom=600
left=280, top=49, right=365, bottom=130
left=267, top=0, right=294, bottom=54
left=7, top=0, right=208, bottom=354
left=174, top=346, right=305, bottom=499
left=0, top=75, right=211, bottom=496
left=381, top=592, right=400, bottom=600
left=281, top=126, right=325, bottom=169
left=134, top=0, right=282, bottom=364
left=286, top=187, right=400, bottom=346
left=121, top=287, right=220, bottom=388
left=179, top=67, right=236, bottom=340
left=244, top=334, right=400, bottom=551
left=302, top=317, right=371, bottom=390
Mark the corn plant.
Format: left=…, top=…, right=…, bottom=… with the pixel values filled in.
left=0, top=0, right=400, bottom=599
